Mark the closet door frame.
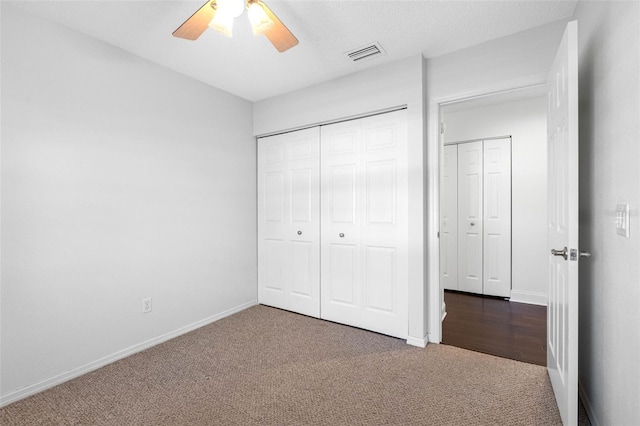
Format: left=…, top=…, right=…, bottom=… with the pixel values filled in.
left=444, top=136, right=512, bottom=297
left=320, top=109, right=409, bottom=339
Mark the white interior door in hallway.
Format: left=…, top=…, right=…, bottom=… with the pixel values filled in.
left=320, top=110, right=409, bottom=339
left=257, top=127, right=321, bottom=318
left=441, top=137, right=512, bottom=298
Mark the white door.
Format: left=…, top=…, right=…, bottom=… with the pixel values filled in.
left=441, top=144, right=458, bottom=291
left=257, top=127, right=321, bottom=317
left=547, top=20, right=579, bottom=425
left=457, top=141, right=484, bottom=294
left=483, top=138, right=511, bottom=297
left=320, top=110, right=408, bottom=339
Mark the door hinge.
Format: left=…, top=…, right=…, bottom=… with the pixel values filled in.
left=440, top=122, right=446, bottom=135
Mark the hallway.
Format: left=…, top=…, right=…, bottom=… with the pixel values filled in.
left=442, top=290, right=547, bottom=366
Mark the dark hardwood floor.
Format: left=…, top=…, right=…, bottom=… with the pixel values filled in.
left=442, top=290, right=547, bottom=366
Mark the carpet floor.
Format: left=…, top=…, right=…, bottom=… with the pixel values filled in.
left=0, top=305, right=561, bottom=425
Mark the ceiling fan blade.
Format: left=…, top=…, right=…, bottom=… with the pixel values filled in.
left=173, top=1, right=215, bottom=41
left=260, top=1, right=299, bottom=52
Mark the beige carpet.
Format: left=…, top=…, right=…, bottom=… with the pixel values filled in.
left=0, top=305, right=561, bottom=425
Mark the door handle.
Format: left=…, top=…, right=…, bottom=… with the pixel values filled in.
left=579, top=251, right=592, bottom=258
left=551, top=247, right=568, bottom=260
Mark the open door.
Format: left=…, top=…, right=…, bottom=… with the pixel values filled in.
left=547, top=20, right=579, bottom=425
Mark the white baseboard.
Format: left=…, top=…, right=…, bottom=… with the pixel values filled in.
left=0, top=300, right=257, bottom=408
left=509, top=290, right=547, bottom=306
left=406, top=335, right=428, bottom=348
left=579, top=378, right=600, bottom=426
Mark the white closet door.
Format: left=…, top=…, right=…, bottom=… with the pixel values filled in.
left=483, top=138, right=511, bottom=297
left=321, top=110, right=408, bottom=339
left=441, top=144, right=458, bottom=291
left=257, top=127, right=320, bottom=317
left=457, top=141, right=483, bottom=294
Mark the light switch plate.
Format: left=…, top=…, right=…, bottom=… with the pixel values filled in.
left=616, top=204, right=630, bottom=238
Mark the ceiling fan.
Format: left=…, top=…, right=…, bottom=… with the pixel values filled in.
left=172, top=0, right=299, bottom=53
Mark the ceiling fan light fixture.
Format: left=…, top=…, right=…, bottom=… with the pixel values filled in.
left=209, top=11, right=234, bottom=37
left=216, top=0, right=244, bottom=18
left=173, top=0, right=298, bottom=52
left=248, top=2, right=274, bottom=35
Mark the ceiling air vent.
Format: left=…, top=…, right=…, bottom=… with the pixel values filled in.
left=345, top=42, right=386, bottom=63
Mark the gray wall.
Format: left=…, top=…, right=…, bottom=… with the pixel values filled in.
left=1, top=4, right=257, bottom=404
left=573, top=1, right=640, bottom=424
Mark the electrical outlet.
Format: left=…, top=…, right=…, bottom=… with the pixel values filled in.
left=142, top=297, right=152, bottom=314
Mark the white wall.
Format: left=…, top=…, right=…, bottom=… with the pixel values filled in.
left=424, top=19, right=569, bottom=340
left=425, top=20, right=569, bottom=101
left=443, top=96, right=548, bottom=305
left=573, top=1, right=640, bottom=424
left=254, top=56, right=428, bottom=346
left=0, top=4, right=257, bottom=405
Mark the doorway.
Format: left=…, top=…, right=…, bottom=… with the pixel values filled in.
left=438, top=86, right=549, bottom=365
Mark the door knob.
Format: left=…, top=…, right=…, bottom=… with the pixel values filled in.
left=339, top=233, right=345, bottom=238
left=297, top=230, right=302, bottom=235
left=551, top=247, right=568, bottom=260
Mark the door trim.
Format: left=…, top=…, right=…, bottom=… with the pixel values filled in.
left=255, top=106, right=408, bottom=139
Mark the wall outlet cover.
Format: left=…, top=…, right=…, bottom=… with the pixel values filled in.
left=142, top=297, right=152, bottom=314
left=616, top=204, right=630, bottom=238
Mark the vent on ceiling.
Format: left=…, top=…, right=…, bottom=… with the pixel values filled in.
left=345, top=42, right=386, bottom=62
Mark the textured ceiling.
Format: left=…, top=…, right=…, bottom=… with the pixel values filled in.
left=10, top=0, right=577, bottom=102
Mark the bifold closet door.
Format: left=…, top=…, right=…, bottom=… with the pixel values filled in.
left=257, top=127, right=320, bottom=318
left=483, top=138, right=511, bottom=297
left=441, top=144, right=458, bottom=291
left=457, top=141, right=484, bottom=294
left=320, top=110, right=408, bottom=339
left=455, top=138, right=511, bottom=297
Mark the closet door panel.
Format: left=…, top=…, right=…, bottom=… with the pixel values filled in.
left=291, top=169, right=312, bottom=222
left=258, top=127, right=320, bottom=317
left=321, top=120, right=362, bottom=324
left=328, top=243, right=358, bottom=306
left=457, top=141, right=483, bottom=294
left=364, top=246, right=396, bottom=313
left=366, top=160, right=396, bottom=225
left=360, top=112, right=408, bottom=337
left=291, top=241, right=313, bottom=297
left=264, top=239, right=286, bottom=292
left=321, top=110, right=408, bottom=339
left=483, top=138, right=511, bottom=297
left=328, top=164, right=358, bottom=224
left=264, top=172, right=285, bottom=222
left=441, top=145, right=458, bottom=290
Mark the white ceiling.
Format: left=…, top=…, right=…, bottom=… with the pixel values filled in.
left=10, top=0, right=577, bottom=102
